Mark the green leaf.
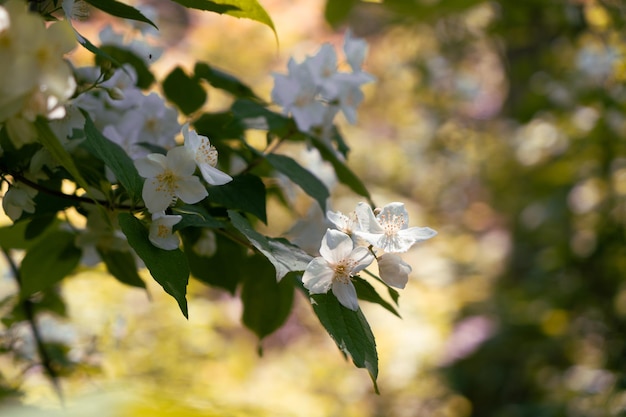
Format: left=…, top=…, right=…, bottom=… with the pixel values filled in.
left=163, top=67, right=207, bottom=115
left=0, top=218, right=59, bottom=250
left=194, top=63, right=259, bottom=100
left=96, top=45, right=155, bottom=89
left=171, top=0, right=276, bottom=39
left=310, top=291, right=379, bottom=393
left=83, top=0, right=158, bottom=28
left=34, top=119, right=93, bottom=199
left=118, top=213, right=189, bottom=318
left=98, top=248, right=146, bottom=289
left=310, top=136, right=371, bottom=200
left=182, top=230, right=245, bottom=294
left=209, top=174, right=267, bottom=223
left=194, top=112, right=245, bottom=141
left=265, top=153, right=329, bottom=213
left=241, top=255, right=294, bottom=339
left=82, top=111, right=144, bottom=204
left=231, top=99, right=294, bottom=136
left=171, top=204, right=226, bottom=230
left=324, top=0, right=359, bottom=28
left=352, top=276, right=400, bottom=318
left=20, top=231, right=81, bottom=298
left=75, top=30, right=122, bottom=67
left=228, top=210, right=313, bottom=281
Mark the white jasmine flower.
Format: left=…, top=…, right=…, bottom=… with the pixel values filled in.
left=377, top=253, right=412, bottom=289
left=134, top=147, right=208, bottom=213
left=272, top=58, right=326, bottom=132
left=181, top=123, right=232, bottom=185
left=302, top=229, right=374, bottom=311
left=2, top=183, right=37, bottom=221
left=355, top=202, right=437, bottom=253
left=149, top=212, right=182, bottom=250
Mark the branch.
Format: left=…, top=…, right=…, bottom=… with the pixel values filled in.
left=1, top=249, right=64, bottom=405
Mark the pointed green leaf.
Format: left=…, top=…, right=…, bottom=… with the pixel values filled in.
left=75, top=30, right=122, bottom=67
left=34, top=119, right=92, bottom=198
left=81, top=111, right=143, bottom=204
left=118, top=213, right=189, bottom=318
left=171, top=0, right=276, bottom=39
left=83, top=0, right=158, bottom=28
left=310, top=291, right=379, bottom=393
left=163, top=66, right=207, bottom=115
left=241, top=255, right=294, bottom=339
left=228, top=210, right=313, bottom=281
left=194, top=111, right=246, bottom=141
left=324, top=0, right=359, bottom=28
left=209, top=174, right=267, bottom=223
left=98, top=248, right=146, bottom=289
left=182, top=230, right=245, bottom=294
left=265, top=153, right=329, bottom=213
left=20, top=231, right=81, bottom=298
left=194, top=63, right=259, bottom=100
left=231, top=99, right=294, bottom=136
left=352, top=276, right=400, bottom=318
left=96, top=45, right=155, bottom=89
left=310, top=136, right=371, bottom=200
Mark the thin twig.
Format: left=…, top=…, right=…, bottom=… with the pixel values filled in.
left=1, top=249, right=65, bottom=406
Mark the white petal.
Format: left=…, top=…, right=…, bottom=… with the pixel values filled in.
left=332, top=281, right=359, bottom=311
left=348, top=246, right=374, bottom=274
left=167, top=146, right=196, bottom=177
left=399, top=226, right=437, bottom=243
left=378, top=202, right=409, bottom=229
left=134, top=154, right=165, bottom=178
left=302, top=257, right=334, bottom=294
left=378, top=253, right=411, bottom=289
left=175, top=177, right=208, bottom=204
left=142, top=178, right=172, bottom=213
left=199, top=164, right=232, bottom=186
left=355, top=202, right=383, bottom=234
left=319, top=229, right=354, bottom=264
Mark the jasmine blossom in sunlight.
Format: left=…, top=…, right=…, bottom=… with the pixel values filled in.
left=302, top=228, right=374, bottom=311
left=149, top=212, right=182, bottom=250
left=355, top=202, right=437, bottom=253
left=182, top=123, right=232, bottom=186
left=134, top=147, right=208, bottom=213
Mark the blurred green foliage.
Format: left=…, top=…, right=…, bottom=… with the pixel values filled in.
left=330, top=0, right=626, bottom=415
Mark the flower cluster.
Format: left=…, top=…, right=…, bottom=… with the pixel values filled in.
left=302, top=202, right=437, bottom=310
left=271, top=30, right=374, bottom=136
left=0, top=0, right=76, bottom=148
left=134, top=123, right=232, bottom=250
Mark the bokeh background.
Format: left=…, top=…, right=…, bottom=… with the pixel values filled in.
left=2, top=0, right=626, bottom=415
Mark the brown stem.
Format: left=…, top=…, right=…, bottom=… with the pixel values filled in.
left=1, top=249, right=64, bottom=406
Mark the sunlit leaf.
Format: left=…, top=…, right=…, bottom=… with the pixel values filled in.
left=171, top=0, right=276, bottom=38
left=83, top=0, right=158, bottom=28
left=228, top=210, right=313, bottom=281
